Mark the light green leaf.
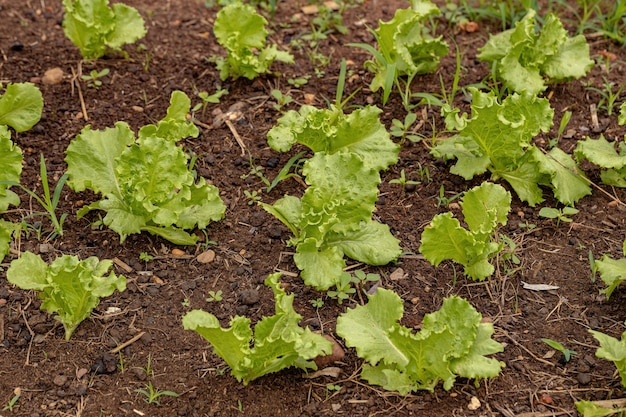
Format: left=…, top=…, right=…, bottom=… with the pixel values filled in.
left=183, top=273, right=332, bottom=385
left=330, top=220, right=402, bottom=266
left=589, top=329, right=626, bottom=388
left=420, top=212, right=475, bottom=267
left=7, top=252, right=126, bottom=340
left=106, top=3, right=146, bottom=50
left=576, top=400, right=626, bottom=417
left=294, top=239, right=346, bottom=290
left=138, top=91, right=199, bottom=142
left=0, top=219, right=19, bottom=263
left=533, top=147, right=592, bottom=205
left=576, top=135, right=626, bottom=170
left=596, top=256, right=626, bottom=299
left=0, top=82, right=44, bottom=132
left=0, top=126, right=23, bottom=211
left=65, top=121, right=134, bottom=194
left=461, top=182, right=511, bottom=233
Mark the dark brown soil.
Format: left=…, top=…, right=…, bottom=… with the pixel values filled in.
left=1, top=0, right=626, bottom=416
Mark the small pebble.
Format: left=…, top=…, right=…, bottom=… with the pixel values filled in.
left=53, top=375, right=67, bottom=387
left=42, top=67, right=64, bottom=85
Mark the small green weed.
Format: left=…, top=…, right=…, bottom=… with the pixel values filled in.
left=81, top=68, right=109, bottom=89
left=206, top=290, right=223, bottom=302
left=135, top=381, right=179, bottom=405
left=541, top=338, right=577, bottom=363
left=539, top=206, right=579, bottom=228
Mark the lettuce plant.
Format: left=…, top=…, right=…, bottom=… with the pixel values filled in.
left=65, top=92, right=226, bottom=245
left=336, top=288, right=504, bottom=394
left=262, top=105, right=401, bottom=290
left=478, top=9, right=593, bottom=95
left=7, top=252, right=126, bottom=340
left=575, top=104, right=626, bottom=187
left=420, top=182, right=511, bottom=281
left=433, top=88, right=591, bottom=206
left=213, top=3, right=293, bottom=80
left=0, top=82, right=44, bottom=261
left=590, top=239, right=626, bottom=300
left=588, top=326, right=626, bottom=388
left=182, top=273, right=333, bottom=385
left=351, top=0, right=448, bottom=105
left=62, top=0, right=146, bottom=59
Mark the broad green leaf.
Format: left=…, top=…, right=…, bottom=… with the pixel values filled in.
left=0, top=219, right=19, bottom=263
left=478, top=9, right=592, bottom=94
left=294, top=239, right=346, bottom=290
left=461, top=182, right=511, bottom=233
left=106, top=3, right=146, bottom=50
left=183, top=273, right=333, bottom=385
left=7, top=252, right=126, bottom=340
left=496, top=158, right=545, bottom=206
left=576, top=400, right=626, bottom=417
left=589, top=329, right=626, bottom=388
left=261, top=195, right=302, bottom=237
left=533, top=147, right=592, bottom=205
left=330, top=220, right=402, bottom=266
left=182, top=311, right=253, bottom=373
left=138, top=91, right=199, bottom=142
left=420, top=213, right=475, bottom=268
left=65, top=121, right=134, bottom=194
left=0, top=82, right=44, bottom=132
left=337, top=290, right=504, bottom=393
left=596, top=256, right=626, bottom=299
left=576, top=135, right=626, bottom=169
left=0, top=126, right=23, bottom=211
left=336, top=289, right=411, bottom=367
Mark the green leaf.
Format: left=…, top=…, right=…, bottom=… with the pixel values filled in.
left=576, top=400, right=626, bottom=417
left=420, top=183, right=511, bottom=281
left=478, top=10, right=592, bottom=95
left=65, top=122, right=135, bottom=194
left=0, top=126, right=23, bottom=211
left=533, top=147, right=591, bottom=205
left=106, top=3, right=147, bottom=50
left=0, top=82, right=44, bottom=132
left=62, top=0, right=145, bottom=59
left=213, top=3, right=293, bottom=80
left=183, top=273, right=333, bottom=385
left=0, top=219, right=19, bottom=263
left=65, top=93, right=225, bottom=245
left=596, top=255, right=626, bottom=299
left=589, top=329, right=626, bottom=388
left=337, top=289, right=504, bottom=393
left=7, top=252, right=126, bottom=340
left=138, top=91, right=199, bottom=142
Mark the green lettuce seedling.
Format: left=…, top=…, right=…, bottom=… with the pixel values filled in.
left=575, top=104, right=626, bottom=187
left=182, top=273, right=333, bottom=385
left=212, top=3, right=293, bottom=80
left=433, top=88, right=591, bottom=206
left=351, top=0, right=448, bottom=105
left=7, top=252, right=126, bottom=340
left=420, top=182, right=511, bottom=281
left=478, top=9, right=593, bottom=95
left=591, top=239, right=626, bottom=299
left=588, top=325, right=626, bottom=388
left=262, top=105, right=401, bottom=290
left=0, top=82, right=44, bottom=260
left=336, top=288, right=504, bottom=394
left=62, top=0, right=146, bottom=59
left=65, top=91, right=226, bottom=245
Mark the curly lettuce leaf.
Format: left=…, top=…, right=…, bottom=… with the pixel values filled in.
left=7, top=252, right=126, bottom=340
left=575, top=135, right=626, bottom=187
left=589, top=328, right=626, bottom=388
left=65, top=92, right=225, bottom=245
left=478, top=10, right=593, bottom=95
left=336, top=289, right=504, bottom=394
left=183, top=273, right=333, bottom=385
left=0, top=82, right=44, bottom=132
left=0, top=126, right=23, bottom=211
left=263, top=152, right=401, bottom=290
left=576, top=400, right=626, bottom=417
left=268, top=105, right=399, bottom=172
left=213, top=3, right=293, bottom=80
left=420, top=182, right=511, bottom=281
left=138, top=91, right=199, bottom=142
left=62, top=0, right=146, bottom=59
left=362, top=3, right=447, bottom=93
left=433, top=88, right=589, bottom=206
left=0, top=219, right=19, bottom=263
